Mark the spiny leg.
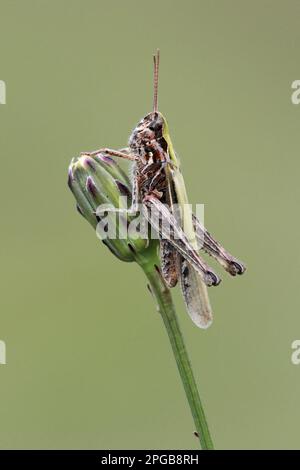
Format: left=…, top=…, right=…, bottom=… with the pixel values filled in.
left=192, top=214, right=246, bottom=276
left=81, top=148, right=138, bottom=162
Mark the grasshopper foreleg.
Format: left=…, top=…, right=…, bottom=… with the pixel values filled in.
left=82, top=147, right=138, bottom=162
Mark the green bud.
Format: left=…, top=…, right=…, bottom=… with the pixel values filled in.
left=68, top=153, right=150, bottom=262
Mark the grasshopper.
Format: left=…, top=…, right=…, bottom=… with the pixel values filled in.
left=83, top=50, right=245, bottom=328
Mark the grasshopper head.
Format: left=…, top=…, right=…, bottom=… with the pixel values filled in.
left=129, top=50, right=177, bottom=166
left=128, top=111, right=168, bottom=153
left=129, top=50, right=165, bottom=147
left=134, top=111, right=163, bottom=139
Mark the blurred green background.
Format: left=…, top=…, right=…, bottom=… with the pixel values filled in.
left=0, top=0, right=300, bottom=450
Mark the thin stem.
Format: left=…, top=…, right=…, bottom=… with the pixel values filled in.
left=138, top=252, right=214, bottom=450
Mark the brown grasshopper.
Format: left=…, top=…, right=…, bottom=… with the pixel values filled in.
left=83, top=51, right=245, bottom=328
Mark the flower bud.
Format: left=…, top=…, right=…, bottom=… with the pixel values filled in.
left=68, top=153, right=149, bottom=262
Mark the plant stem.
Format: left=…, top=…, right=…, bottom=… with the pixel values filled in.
left=139, top=253, right=214, bottom=450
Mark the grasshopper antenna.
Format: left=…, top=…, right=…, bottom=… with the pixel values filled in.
left=153, top=49, right=160, bottom=113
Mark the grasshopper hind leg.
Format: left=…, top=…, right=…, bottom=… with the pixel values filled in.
left=192, top=214, right=246, bottom=276
left=142, top=195, right=221, bottom=287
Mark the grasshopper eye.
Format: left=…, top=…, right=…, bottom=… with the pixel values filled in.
left=141, top=128, right=154, bottom=140
left=149, top=121, right=162, bottom=133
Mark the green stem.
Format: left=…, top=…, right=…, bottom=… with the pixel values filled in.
left=138, top=251, right=214, bottom=450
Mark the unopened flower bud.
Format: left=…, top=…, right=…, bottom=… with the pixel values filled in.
left=68, top=153, right=150, bottom=262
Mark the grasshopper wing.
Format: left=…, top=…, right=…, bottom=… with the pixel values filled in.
left=159, top=164, right=179, bottom=289
left=166, top=165, right=214, bottom=328
left=161, top=121, right=216, bottom=329
left=179, top=256, right=213, bottom=329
